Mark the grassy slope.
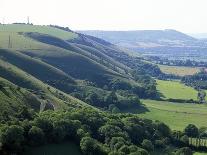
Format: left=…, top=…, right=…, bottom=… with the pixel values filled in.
left=0, top=24, right=77, bottom=51
left=0, top=24, right=77, bottom=40
left=0, top=24, right=129, bottom=87
left=0, top=24, right=138, bottom=110
left=156, top=79, right=198, bottom=100
left=0, top=77, right=42, bottom=119
left=159, top=65, right=200, bottom=76
left=134, top=100, right=207, bottom=130
left=0, top=59, right=87, bottom=110
left=0, top=49, right=75, bottom=83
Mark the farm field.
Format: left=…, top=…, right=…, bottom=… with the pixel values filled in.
left=128, top=100, right=207, bottom=130
left=156, top=79, right=198, bottom=100
left=23, top=142, right=82, bottom=155
left=195, top=152, right=207, bottom=155
left=159, top=65, right=200, bottom=76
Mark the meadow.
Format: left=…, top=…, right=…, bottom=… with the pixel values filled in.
left=156, top=79, right=198, bottom=100
left=159, top=65, right=200, bottom=76
left=133, top=100, right=207, bottom=130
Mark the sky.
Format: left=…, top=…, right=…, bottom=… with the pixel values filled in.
left=0, top=0, right=207, bottom=33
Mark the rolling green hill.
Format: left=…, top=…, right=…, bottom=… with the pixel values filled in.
left=0, top=24, right=154, bottom=121
left=0, top=24, right=207, bottom=155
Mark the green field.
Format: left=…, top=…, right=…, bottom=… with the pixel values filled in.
left=0, top=24, right=78, bottom=39
left=157, top=79, right=198, bottom=100
left=0, top=24, right=78, bottom=50
left=23, top=142, right=82, bottom=155
left=159, top=65, right=200, bottom=76
left=133, top=100, right=207, bottom=130
left=195, top=152, right=207, bottom=155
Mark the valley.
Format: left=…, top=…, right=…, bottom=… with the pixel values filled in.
left=0, top=24, right=207, bottom=155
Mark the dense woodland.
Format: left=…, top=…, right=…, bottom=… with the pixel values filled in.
left=0, top=105, right=204, bottom=155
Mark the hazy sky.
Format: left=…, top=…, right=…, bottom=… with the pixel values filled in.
left=1, top=0, right=207, bottom=33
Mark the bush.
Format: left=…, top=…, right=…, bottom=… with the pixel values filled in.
left=141, top=139, right=154, bottom=151
left=184, top=124, right=198, bottom=137
left=0, top=125, right=24, bottom=152
left=180, top=135, right=189, bottom=145
left=175, top=147, right=192, bottom=155
left=28, top=126, right=45, bottom=146
left=154, top=140, right=165, bottom=148
left=80, top=137, right=107, bottom=155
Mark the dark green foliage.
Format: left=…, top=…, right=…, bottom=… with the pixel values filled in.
left=0, top=125, right=24, bottom=152
left=141, top=139, right=154, bottom=152
left=104, top=91, right=118, bottom=105
left=80, top=137, right=107, bottom=155
left=180, top=135, right=189, bottom=145
left=175, top=147, right=193, bottom=155
left=197, top=90, right=206, bottom=103
left=182, top=72, right=207, bottom=89
left=155, top=121, right=171, bottom=137
left=28, top=126, right=45, bottom=146
left=109, top=78, right=132, bottom=90
left=184, top=124, right=199, bottom=137
left=0, top=107, right=201, bottom=155
left=33, top=117, right=53, bottom=140
left=154, top=140, right=166, bottom=149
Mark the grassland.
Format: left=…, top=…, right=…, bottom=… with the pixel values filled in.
left=132, top=100, right=207, bottom=130
left=194, top=152, right=207, bottom=155
left=0, top=24, right=78, bottom=40
left=0, top=58, right=88, bottom=110
left=159, top=65, right=200, bottom=76
left=0, top=24, right=78, bottom=50
left=156, top=79, right=198, bottom=100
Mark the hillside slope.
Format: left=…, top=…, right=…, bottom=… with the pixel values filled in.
left=0, top=24, right=161, bottom=110
left=79, top=30, right=207, bottom=60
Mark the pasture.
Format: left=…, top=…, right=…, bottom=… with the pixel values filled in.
left=128, top=100, right=207, bottom=130
left=0, top=24, right=77, bottom=50
left=159, top=65, right=200, bottom=76
left=156, top=79, right=198, bottom=100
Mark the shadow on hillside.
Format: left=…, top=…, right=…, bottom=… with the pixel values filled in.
left=156, top=90, right=165, bottom=99
left=121, top=103, right=150, bottom=114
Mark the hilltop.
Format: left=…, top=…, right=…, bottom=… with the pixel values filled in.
left=79, top=29, right=207, bottom=61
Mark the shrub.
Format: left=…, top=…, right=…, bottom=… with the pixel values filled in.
left=141, top=139, right=154, bottom=151
left=28, top=126, right=45, bottom=146
left=175, top=147, right=192, bottom=155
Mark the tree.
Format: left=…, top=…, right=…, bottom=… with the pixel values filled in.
left=33, top=117, right=53, bottom=141
left=28, top=126, right=45, bottom=146
left=118, top=145, right=130, bottom=154
left=141, top=139, right=154, bottom=151
left=197, top=90, right=206, bottom=103
left=0, top=125, right=24, bottom=152
left=85, top=92, right=100, bottom=106
left=104, top=91, right=118, bottom=105
left=108, top=104, right=120, bottom=113
left=184, top=124, right=198, bottom=137
left=80, top=137, right=107, bottom=155
left=175, top=147, right=192, bottom=155
left=155, top=122, right=171, bottom=137
left=180, top=135, right=189, bottom=145
left=154, top=140, right=165, bottom=149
